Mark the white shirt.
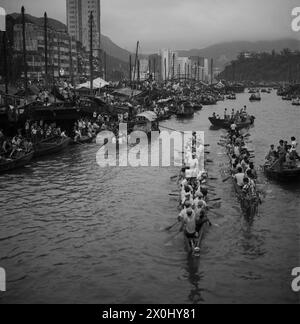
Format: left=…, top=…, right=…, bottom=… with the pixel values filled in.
left=183, top=212, right=196, bottom=234
left=235, top=172, right=245, bottom=187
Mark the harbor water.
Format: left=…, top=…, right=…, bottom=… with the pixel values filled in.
left=0, top=91, right=299, bottom=304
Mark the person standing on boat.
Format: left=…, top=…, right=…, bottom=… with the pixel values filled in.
left=291, top=137, right=300, bottom=160
left=265, top=145, right=276, bottom=164
left=277, top=140, right=287, bottom=170
left=179, top=207, right=197, bottom=244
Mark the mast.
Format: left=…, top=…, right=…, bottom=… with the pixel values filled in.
left=210, top=58, right=214, bottom=84
left=137, top=59, right=140, bottom=83
left=98, top=0, right=102, bottom=79
left=44, top=12, right=48, bottom=88
left=129, top=55, right=132, bottom=86
left=164, top=58, right=167, bottom=82
left=133, top=41, right=139, bottom=84
left=104, top=51, right=107, bottom=81
left=197, top=57, right=200, bottom=81
left=1, top=31, right=8, bottom=96
left=172, top=53, right=175, bottom=80
left=21, top=6, right=28, bottom=96
left=178, top=64, right=181, bottom=81
left=69, top=38, right=74, bottom=85
left=89, top=11, right=94, bottom=93
left=57, top=33, right=61, bottom=80
left=153, top=58, right=156, bottom=81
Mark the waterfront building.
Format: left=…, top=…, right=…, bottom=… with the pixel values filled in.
left=6, top=13, right=100, bottom=84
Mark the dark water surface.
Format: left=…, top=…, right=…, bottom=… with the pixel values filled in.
left=0, top=91, right=299, bottom=304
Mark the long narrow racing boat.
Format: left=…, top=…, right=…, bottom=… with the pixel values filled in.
left=222, top=133, right=260, bottom=217
left=177, top=136, right=211, bottom=257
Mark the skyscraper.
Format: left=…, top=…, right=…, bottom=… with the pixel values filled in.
left=66, top=0, right=101, bottom=54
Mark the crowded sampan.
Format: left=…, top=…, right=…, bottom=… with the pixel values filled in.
left=263, top=137, right=300, bottom=181
left=265, top=137, right=300, bottom=170
left=176, top=132, right=212, bottom=256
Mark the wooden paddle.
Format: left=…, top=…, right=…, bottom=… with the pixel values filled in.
left=223, top=175, right=232, bottom=183
left=164, top=229, right=182, bottom=245
left=164, top=220, right=180, bottom=231
left=208, top=198, right=222, bottom=202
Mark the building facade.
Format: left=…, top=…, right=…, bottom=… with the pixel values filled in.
left=9, top=14, right=102, bottom=84
left=13, top=21, right=79, bottom=81
left=66, top=0, right=101, bottom=55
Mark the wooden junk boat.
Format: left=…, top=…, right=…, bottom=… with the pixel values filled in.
left=209, top=116, right=255, bottom=130
left=226, top=93, right=237, bottom=100
left=249, top=93, right=261, bottom=101
left=176, top=102, right=194, bottom=118
left=132, top=111, right=159, bottom=136
left=292, top=98, right=300, bottom=106
left=263, top=164, right=300, bottom=182
left=0, top=151, right=34, bottom=174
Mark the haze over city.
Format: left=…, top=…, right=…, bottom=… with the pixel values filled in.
left=0, top=0, right=298, bottom=53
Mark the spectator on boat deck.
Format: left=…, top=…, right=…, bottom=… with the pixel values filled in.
left=291, top=137, right=299, bottom=160
left=291, top=137, right=298, bottom=150
left=285, top=146, right=297, bottom=168
left=61, top=131, right=67, bottom=139
left=278, top=140, right=286, bottom=158
left=224, top=108, right=228, bottom=120
left=10, top=135, right=22, bottom=158
left=266, top=145, right=276, bottom=163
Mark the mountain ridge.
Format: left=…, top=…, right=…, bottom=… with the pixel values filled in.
left=177, top=39, right=300, bottom=69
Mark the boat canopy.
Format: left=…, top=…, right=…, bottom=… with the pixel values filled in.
left=113, top=88, right=142, bottom=98
left=136, top=111, right=157, bottom=122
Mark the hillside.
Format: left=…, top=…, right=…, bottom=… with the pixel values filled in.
left=178, top=39, right=300, bottom=70
left=219, top=49, right=300, bottom=82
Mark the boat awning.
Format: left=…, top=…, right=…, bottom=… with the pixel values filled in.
left=113, top=88, right=142, bottom=97
left=136, top=111, right=157, bottom=122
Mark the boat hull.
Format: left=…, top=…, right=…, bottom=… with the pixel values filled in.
left=34, top=137, right=71, bottom=158
left=209, top=117, right=255, bottom=130
left=264, top=165, right=300, bottom=182
left=0, top=152, right=34, bottom=174
left=72, top=135, right=95, bottom=145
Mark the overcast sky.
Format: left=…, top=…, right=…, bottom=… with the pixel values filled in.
left=1, top=0, right=299, bottom=53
